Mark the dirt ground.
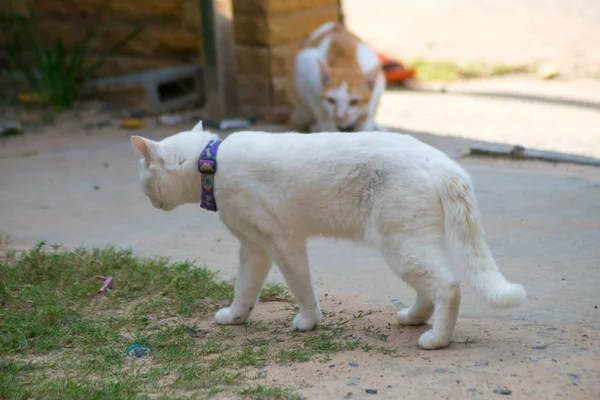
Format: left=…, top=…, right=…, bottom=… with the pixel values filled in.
left=2, top=74, right=600, bottom=399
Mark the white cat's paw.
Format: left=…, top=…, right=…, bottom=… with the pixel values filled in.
left=214, top=307, right=247, bottom=325
left=397, top=308, right=429, bottom=326
left=292, top=307, right=322, bottom=331
left=418, top=329, right=451, bottom=350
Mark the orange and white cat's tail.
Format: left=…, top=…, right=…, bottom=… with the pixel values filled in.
left=437, top=172, right=527, bottom=309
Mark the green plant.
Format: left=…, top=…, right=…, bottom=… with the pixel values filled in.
left=6, top=1, right=142, bottom=111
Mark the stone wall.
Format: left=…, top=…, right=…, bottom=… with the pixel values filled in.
left=1, top=0, right=341, bottom=120
left=1, top=0, right=204, bottom=77
left=232, top=0, right=340, bottom=122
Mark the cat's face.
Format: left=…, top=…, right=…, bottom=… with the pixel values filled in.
left=131, top=122, right=210, bottom=211
left=131, top=136, right=186, bottom=211
left=320, top=63, right=381, bottom=130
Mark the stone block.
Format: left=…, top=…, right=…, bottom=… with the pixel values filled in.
left=108, top=0, right=184, bottom=22
left=271, top=75, right=290, bottom=107
left=234, top=6, right=338, bottom=46
left=37, top=20, right=200, bottom=57
left=271, top=41, right=302, bottom=75
left=264, top=105, right=291, bottom=123
left=93, top=56, right=189, bottom=77
left=182, top=0, right=202, bottom=31
left=31, top=0, right=105, bottom=17
left=235, top=45, right=270, bottom=75
left=236, top=74, right=271, bottom=107
left=268, top=6, right=338, bottom=46
left=103, top=26, right=200, bottom=57
left=233, top=14, right=268, bottom=46
left=232, top=0, right=337, bottom=16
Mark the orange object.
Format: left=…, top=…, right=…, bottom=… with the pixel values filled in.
left=377, top=52, right=416, bottom=83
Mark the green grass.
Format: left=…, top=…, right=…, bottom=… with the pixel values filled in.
left=259, top=283, right=294, bottom=303
left=237, top=385, right=303, bottom=400
left=0, top=242, right=397, bottom=399
left=407, top=58, right=530, bottom=82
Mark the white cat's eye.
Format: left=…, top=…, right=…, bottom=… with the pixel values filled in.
left=326, top=97, right=336, bottom=105
left=349, top=99, right=359, bottom=107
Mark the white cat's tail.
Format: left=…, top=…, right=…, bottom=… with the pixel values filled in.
left=437, top=172, right=527, bottom=309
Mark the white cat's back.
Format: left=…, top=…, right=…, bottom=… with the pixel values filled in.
left=220, top=130, right=448, bottom=171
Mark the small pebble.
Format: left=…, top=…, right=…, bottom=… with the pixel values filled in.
left=365, top=388, right=378, bottom=395
left=120, top=118, right=145, bottom=130
left=103, top=162, right=109, bottom=168
left=93, top=185, right=100, bottom=190
left=532, top=345, right=547, bottom=350
left=493, top=388, right=512, bottom=395
left=387, top=385, right=393, bottom=388
left=348, top=362, right=360, bottom=367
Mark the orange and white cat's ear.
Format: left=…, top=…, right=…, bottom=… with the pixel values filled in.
left=364, top=65, right=382, bottom=91
left=318, top=60, right=331, bottom=86
left=131, top=136, right=160, bottom=162
left=191, top=120, right=204, bottom=132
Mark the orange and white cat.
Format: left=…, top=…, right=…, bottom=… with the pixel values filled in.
left=287, top=22, right=385, bottom=132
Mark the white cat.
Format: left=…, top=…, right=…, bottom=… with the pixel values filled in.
left=131, top=121, right=526, bottom=350
left=286, top=22, right=386, bottom=133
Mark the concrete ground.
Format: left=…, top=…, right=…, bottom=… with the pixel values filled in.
left=343, top=0, right=600, bottom=78
left=1, top=76, right=599, bottom=398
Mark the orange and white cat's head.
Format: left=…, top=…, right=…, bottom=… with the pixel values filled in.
left=130, top=121, right=215, bottom=211
left=320, top=62, right=381, bottom=131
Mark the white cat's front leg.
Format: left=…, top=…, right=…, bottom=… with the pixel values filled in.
left=269, top=240, right=321, bottom=331
left=215, top=243, right=271, bottom=325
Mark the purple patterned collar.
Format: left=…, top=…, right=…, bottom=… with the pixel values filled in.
left=198, top=140, right=222, bottom=212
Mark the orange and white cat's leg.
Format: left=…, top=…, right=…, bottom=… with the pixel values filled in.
left=357, top=71, right=386, bottom=131
left=290, top=104, right=314, bottom=133
left=215, top=241, right=271, bottom=325
left=268, top=239, right=321, bottom=331
left=313, top=108, right=337, bottom=132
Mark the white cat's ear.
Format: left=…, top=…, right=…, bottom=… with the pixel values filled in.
left=318, top=60, right=330, bottom=86
left=191, top=120, right=204, bottom=132
left=131, top=136, right=160, bottom=162
left=364, top=65, right=381, bottom=91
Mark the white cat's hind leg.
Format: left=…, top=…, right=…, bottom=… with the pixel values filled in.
left=215, top=241, right=271, bottom=325
left=396, top=290, right=433, bottom=326
left=383, top=235, right=460, bottom=350
left=269, top=240, right=321, bottom=331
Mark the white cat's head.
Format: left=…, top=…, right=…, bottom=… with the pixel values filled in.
left=320, top=62, right=381, bottom=131
left=130, top=120, right=214, bottom=211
